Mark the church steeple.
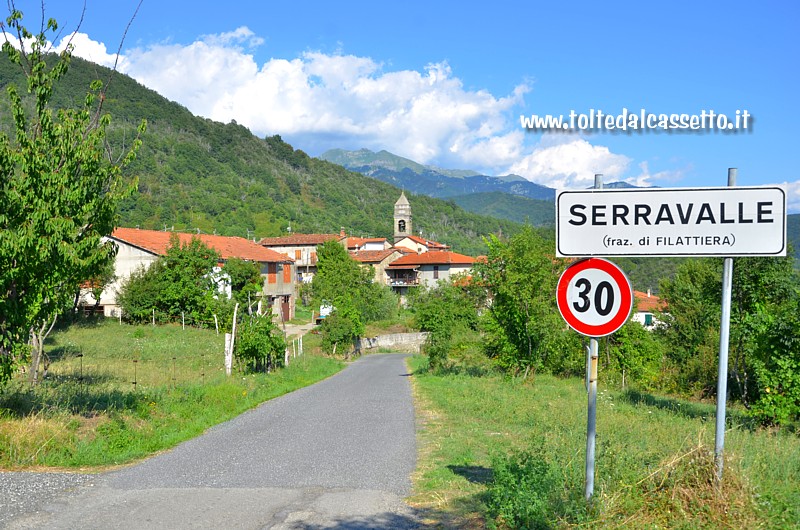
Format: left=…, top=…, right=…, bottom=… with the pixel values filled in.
left=394, top=191, right=412, bottom=243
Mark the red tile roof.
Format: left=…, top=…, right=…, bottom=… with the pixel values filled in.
left=259, top=233, right=344, bottom=246
left=387, top=250, right=476, bottom=267
left=634, top=290, right=666, bottom=312
left=349, top=249, right=401, bottom=263
left=111, top=228, right=292, bottom=263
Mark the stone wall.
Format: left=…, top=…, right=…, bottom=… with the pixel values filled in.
left=359, top=332, right=429, bottom=353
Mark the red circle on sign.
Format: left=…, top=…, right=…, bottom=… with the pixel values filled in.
left=556, top=258, right=633, bottom=337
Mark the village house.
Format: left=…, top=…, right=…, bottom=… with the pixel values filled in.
left=349, top=248, right=406, bottom=285
left=85, top=228, right=297, bottom=321
left=346, top=236, right=391, bottom=252
left=632, top=289, right=666, bottom=329
left=386, top=250, right=477, bottom=296
left=258, top=232, right=347, bottom=284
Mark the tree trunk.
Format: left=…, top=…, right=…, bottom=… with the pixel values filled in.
left=28, top=315, right=57, bottom=385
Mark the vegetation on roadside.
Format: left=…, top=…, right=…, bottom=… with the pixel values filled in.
left=402, top=227, right=799, bottom=527
left=0, top=320, right=342, bottom=469
left=424, top=227, right=800, bottom=427
left=408, top=354, right=799, bottom=528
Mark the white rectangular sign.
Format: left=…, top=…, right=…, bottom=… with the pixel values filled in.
left=556, top=186, right=787, bottom=257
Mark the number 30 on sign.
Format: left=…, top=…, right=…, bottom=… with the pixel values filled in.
left=556, top=258, right=633, bottom=337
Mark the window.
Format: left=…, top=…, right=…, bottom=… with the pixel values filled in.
left=644, top=313, right=653, bottom=326
left=295, top=249, right=302, bottom=260
left=398, top=220, right=406, bottom=232
left=433, top=265, right=439, bottom=279
left=283, top=263, right=292, bottom=283
left=267, top=263, right=277, bottom=284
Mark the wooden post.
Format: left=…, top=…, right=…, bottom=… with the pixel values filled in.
left=224, top=333, right=232, bottom=376
left=214, top=314, right=219, bottom=335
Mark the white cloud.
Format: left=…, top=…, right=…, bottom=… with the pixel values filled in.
left=200, top=27, right=264, bottom=48
left=780, top=180, right=800, bottom=213
left=507, top=135, right=631, bottom=189
left=628, top=161, right=690, bottom=188
left=56, top=32, right=121, bottom=69
left=63, top=29, right=533, bottom=169
left=48, top=28, right=656, bottom=191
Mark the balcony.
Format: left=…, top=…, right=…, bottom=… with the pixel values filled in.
left=389, top=278, right=419, bottom=287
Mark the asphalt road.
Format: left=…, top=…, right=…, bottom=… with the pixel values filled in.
left=1, top=354, right=420, bottom=529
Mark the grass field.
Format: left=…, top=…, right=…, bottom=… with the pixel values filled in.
left=407, top=354, right=800, bottom=529
left=0, top=319, right=343, bottom=469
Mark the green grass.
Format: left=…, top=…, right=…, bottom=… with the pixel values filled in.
left=408, top=355, right=800, bottom=529
left=289, top=303, right=314, bottom=324
left=0, top=320, right=343, bottom=469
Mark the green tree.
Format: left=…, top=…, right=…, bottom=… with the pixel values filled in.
left=474, top=227, right=581, bottom=378
left=751, top=291, right=800, bottom=424
left=312, top=240, right=397, bottom=355
left=320, top=303, right=364, bottom=359
left=311, top=240, right=371, bottom=310
left=118, top=235, right=224, bottom=326
left=409, top=278, right=480, bottom=370
left=655, top=258, right=721, bottom=395
left=604, top=320, right=665, bottom=390
left=223, top=257, right=262, bottom=307
left=657, top=255, right=798, bottom=418
left=0, top=10, right=143, bottom=382
left=235, top=313, right=286, bottom=373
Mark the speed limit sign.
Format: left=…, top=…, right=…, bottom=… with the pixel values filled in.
left=556, top=258, right=633, bottom=337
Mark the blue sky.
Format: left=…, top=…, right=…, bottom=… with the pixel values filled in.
left=9, top=1, right=800, bottom=210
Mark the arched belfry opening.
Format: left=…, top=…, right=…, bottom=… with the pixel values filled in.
left=393, top=192, right=412, bottom=243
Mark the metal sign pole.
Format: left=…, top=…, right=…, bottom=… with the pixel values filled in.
left=586, top=336, right=599, bottom=501
left=585, top=173, right=603, bottom=501
left=715, top=168, right=736, bottom=481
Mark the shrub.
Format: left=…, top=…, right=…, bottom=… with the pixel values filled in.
left=235, top=315, right=286, bottom=373
left=486, top=449, right=570, bottom=529
left=320, top=304, right=364, bottom=359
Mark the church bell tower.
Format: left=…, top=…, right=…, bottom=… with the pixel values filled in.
left=394, top=191, right=412, bottom=243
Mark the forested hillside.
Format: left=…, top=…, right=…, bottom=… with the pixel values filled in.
left=1, top=54, right=795, bottom=279
left=0, top=55, right=520, bottom=256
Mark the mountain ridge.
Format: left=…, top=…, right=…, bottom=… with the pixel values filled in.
left=0, top=54, right=525, bottom=257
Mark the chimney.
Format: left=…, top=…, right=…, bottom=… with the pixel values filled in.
left=647, top=289, right=651, bottom=298
left=340, top=228, right=346, bottom=237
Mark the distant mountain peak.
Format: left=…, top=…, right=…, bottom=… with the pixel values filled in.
left=319, top=148, right=556, bottom=202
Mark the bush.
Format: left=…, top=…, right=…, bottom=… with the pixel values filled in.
left=410, top=279, right=479, bottom=371
left=235, top=314, right=286, bottom=373
left=486, top=448, right=578, bottom=529
left=320, top=304, right=364, bottom=359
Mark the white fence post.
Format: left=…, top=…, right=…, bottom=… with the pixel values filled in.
left=224, top=333, right=232, bottom=376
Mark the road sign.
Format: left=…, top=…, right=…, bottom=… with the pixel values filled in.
left=556, top=186, right=787, bottom=257
left=556, top=258, right=633, bottom=337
